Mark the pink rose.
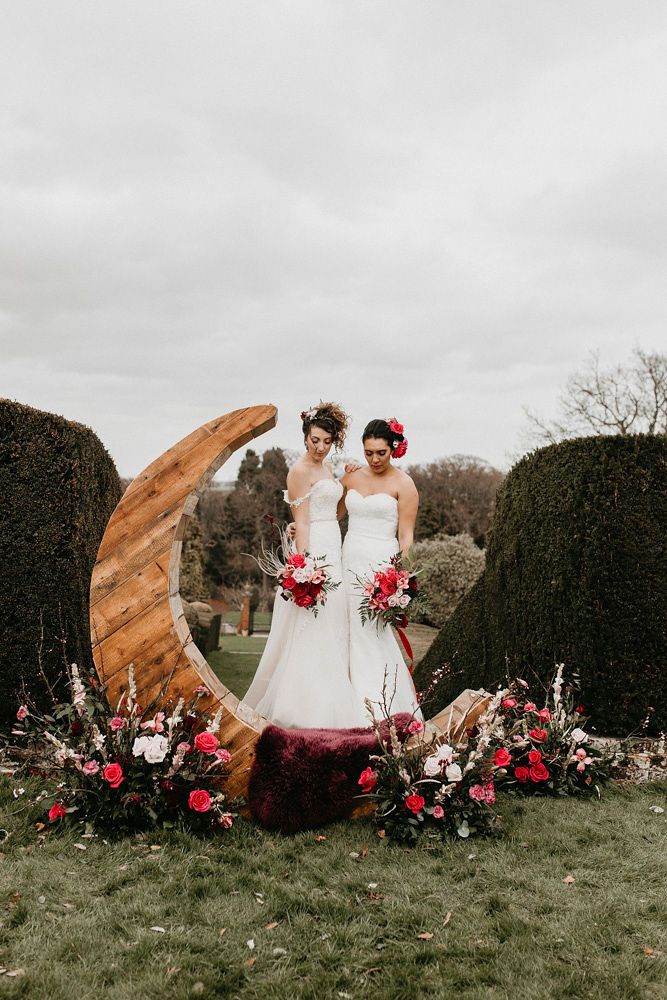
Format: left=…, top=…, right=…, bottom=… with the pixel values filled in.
left=536, top=709, right=550, bottom=722
left=82, top=760, right=100, bottom=776
left=529, top=729, right=547, bottom=743
left=109, top=716, right=125, bottom=731
left=524, top=702, right=537, bottom=713
left=405, top=794, right=425, bottom=814
left=514, top=766, right=530, bottom=783
left=288, top=553, right=306, bottom=568
left=194, top=732, right=219, bottom=754
left=103, top=763, right=124, bottom=788
left=16, top=705, right=28, bottom=721
left=469, top=784, right=486, bottom=802
left=493, top=748, right=512, bottom=767
left=529, top=762, right=550, bottom=782
left=194, top=685, right=210, bottom=696
left=49, top=803, right=66, bottom=820
left=188, top=789, right=211, bottom=812
left=483, top=782, right=495, bottom=804
left=359, top=767, right=377, bottom=792
left=502, top=698, right=517, bottom=709
left=219, top=813, right=234, bottom=829
left=408, top=719, right=424, bottom=734
left=177, top=742, right=193, bottom=754
left=433, top=805, right=444, bottom=819
left=215, top=748, right=232, bottom=763
left=528, top=749, right=542, bottom=764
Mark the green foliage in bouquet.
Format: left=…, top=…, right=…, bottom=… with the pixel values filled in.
left=0, top=399, right=122, bottom=727
left=414, top=434, right=666, bottom=735
left=11, top=665, right=238, bottom=835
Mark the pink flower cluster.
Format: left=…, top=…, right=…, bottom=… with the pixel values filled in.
left=469, top=782, right=496, bottom=804
left=365, top=565, right=417, bottom=615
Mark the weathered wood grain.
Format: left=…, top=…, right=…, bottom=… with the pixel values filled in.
left=90, top=406, right=277, bottom=801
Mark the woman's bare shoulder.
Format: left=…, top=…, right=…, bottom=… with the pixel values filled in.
left=395, top=468, right=418, bottom=496
left=286, top=460, right=310, bottom=495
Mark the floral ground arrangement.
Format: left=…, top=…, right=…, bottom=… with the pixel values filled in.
left=0, top=775, right=665, bottom=1000
left=10, top=665, right=238, bottom=835
left=360, top=666, right=617, bottom=843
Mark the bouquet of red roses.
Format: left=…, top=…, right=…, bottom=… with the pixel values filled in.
left=353, top=554, right=429, bottom=668
left=276, top=551, right=339, bottom=616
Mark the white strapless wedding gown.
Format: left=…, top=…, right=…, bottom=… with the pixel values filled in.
left=342, top=489, right=423, bottom=722
left=243, top=479, right=367, bottom=729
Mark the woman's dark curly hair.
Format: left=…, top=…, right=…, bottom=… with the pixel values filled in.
left=362, top=418, right=408, bottom=458
left=300, top=402, right=350, bottom=451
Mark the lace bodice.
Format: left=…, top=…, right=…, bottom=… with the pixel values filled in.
left=345, top=488, right=398, bottom=540
left=283, top=478, right=342, bottom=523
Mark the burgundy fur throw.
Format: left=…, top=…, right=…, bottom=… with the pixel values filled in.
left=248, top=714, right=412, bottom=833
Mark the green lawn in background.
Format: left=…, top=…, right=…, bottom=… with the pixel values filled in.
left=221, top=611, right=272, bottom=629
left=208, top=637, right=268, bottom=698
left=0, top=776, right=665, bottom=1000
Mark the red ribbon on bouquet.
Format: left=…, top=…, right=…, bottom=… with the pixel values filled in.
left=395, top=614, right=414, bottom=675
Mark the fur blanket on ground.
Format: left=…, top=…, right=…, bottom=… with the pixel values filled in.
left=248, top=714, right=412, bottom=833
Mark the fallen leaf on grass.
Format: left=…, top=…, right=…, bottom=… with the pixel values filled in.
left=315, top=836, right=326, bottom=842
left=73, top=843, right=86, bottom=851
left=519, top=842, right=532, bottom=848
left=649, top=806, right=664, bottom=814
left=272, top=947, right=287, bottom=956
left=417, top=932, right=434, bottom=940
left=369, top=891, right=384, bottom=900
left=563, top=876, right=575, bottom=885
left=118, top=865, right=127, bottom=871
left=377, top=830, right=386, bottom=839
left=166, top=967, right=181, bottom=978
left=442, top=912, right=452, bottom=927
left=247, top=939, right=255, bottom=950
left=265, top=922, right=278, bottom=930
left=62, top=903, right=75, bottom=910
left=644, top=947, right=664, bottom=957
left=6, top=970, right=25, bottom=977
left=363, top=966, right=382, bottom=975
left=150, top=926, right=165, bottom=933
left=246, top=957, right=256, bottom=967
left=150, top=845, right=161, bottom=851
left=349, top=852, right=359, bottom=858
left=361, top=846, right=369, bottom=858
left=35, top=822, right=45, bottom=832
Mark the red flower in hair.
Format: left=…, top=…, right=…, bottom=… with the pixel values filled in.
left=387, top=418, right=404, bottom=435
left=392, top=439, right=408, bottom=459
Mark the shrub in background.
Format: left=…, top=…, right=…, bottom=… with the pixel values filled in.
left=0, top=400, right=121, bottom=727
left=413, top=434, right=666, bottom=736
left=411, top=533, right=485, bottom=627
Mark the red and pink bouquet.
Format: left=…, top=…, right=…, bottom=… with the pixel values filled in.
left=276, top=551, right=339, bottom=616
left=353, top=554, right=429, bottom=668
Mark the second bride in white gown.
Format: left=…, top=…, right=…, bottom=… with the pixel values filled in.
left=243, top=404, right=367, bottom=729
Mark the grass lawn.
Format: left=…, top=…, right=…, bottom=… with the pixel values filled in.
left=1, top=775, right=665, bottom=1000
left=208, top=637, right=267, bottom=698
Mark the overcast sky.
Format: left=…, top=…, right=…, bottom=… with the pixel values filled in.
left=2, top=1, right=665, bottom=480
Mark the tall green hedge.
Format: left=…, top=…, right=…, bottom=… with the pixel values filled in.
left=414, top=434, right=666, bottom=735
left=0, top=400, right=122, bottom=726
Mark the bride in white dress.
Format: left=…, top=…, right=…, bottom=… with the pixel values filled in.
left=341, top=418, right=423, bottom=722
left=243, top=403, right=367, bottom=729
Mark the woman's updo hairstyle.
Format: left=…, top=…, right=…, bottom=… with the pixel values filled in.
left=362, top=417, right=408, bottom=459
left=300, top=401, right=350, bottom=451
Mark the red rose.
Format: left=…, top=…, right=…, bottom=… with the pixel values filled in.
left=536, top=709, right=550, bottom=722
left=309, top=582, right=323, bottom=596
left=493, top=748, right=512, bottom=767
left=281, top=575, right=296, bottom=590
left=358, top=767, right=377, bottom=792
left=529, top=762, right=550, bottom=782
left=289, top=553, right=306, bottom=568
left=103, top=763, right=124, bottom=788
left=502, top=698, right=517, bottom=709
left=405, top=794, right=425, bottom=814
left=293, top=582, right=309, bottom=598
left=576, top=705, right=585, bottom=714
left=295, top=594, right=315, bottom=607
left=188, top=789, right=211, bottom=812
left=529, top=729, right=547, bottom=743
left=388, top=419, right=404, bottom=435
left=528, top=749, right=542, bottom=764
left=49, top=802, right=66, bottom=820
left=514, top=766, right=530, bottom=783
left=194, top=731, right=219, bottom=754
left=379, top=578, right=396, bottom=596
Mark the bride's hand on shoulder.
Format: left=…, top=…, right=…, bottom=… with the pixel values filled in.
left=344, top=461, right=363, bottom=474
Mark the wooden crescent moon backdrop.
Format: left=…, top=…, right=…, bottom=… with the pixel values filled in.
left=90, top=403, right=490, bottom=805
left=90, top=405, right=277, bottom=800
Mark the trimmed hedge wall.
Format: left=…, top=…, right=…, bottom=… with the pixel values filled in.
left=0, top=400, right=122, bottom=726
left=413, top=434, right=666, bottom=735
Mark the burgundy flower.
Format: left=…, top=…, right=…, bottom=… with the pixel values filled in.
left=70, top=719, right=84, bottom=736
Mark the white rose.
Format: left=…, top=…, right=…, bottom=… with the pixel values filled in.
left=423, top=755, right=443, bottom=777
left=571, top=728, right=588, bottom=743
left=398, top=593, right=410, bottom=608
left=436, top=744, right=455, bottom=763
left=132, top=736, right=150, bottom=757
left=445, top=763, right=463, bottom=783
left=292, top=568, right=308, bottom=583
left=386, top=594, right=399, bottom=607
left=142, top=734, right=169, bottom=764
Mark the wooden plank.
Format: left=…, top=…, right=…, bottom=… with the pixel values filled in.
left=90, top=558, right=169, bottom=645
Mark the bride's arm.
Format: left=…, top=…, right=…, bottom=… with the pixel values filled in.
left=286, top=467, right=311, bottom=554
left=397, top=476, right=419, bottom=560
